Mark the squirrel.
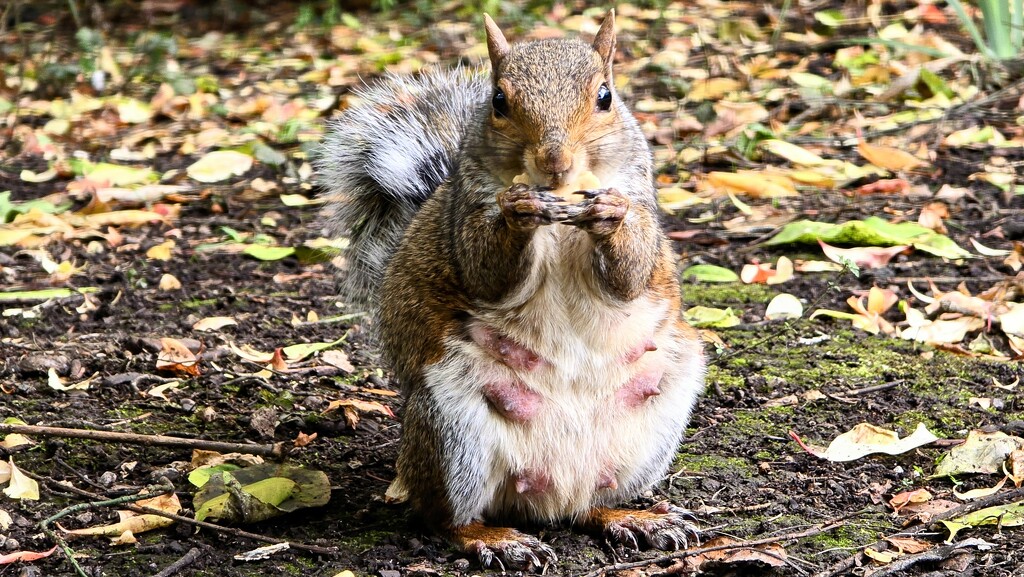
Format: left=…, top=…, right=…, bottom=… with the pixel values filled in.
left=318, top=11, right=706, bottom=571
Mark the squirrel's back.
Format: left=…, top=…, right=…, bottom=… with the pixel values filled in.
left=317, top=69, right=490, bottom=300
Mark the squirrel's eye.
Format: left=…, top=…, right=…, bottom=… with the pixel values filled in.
left=596, top=83, right=612, bottom=111
left=492, top=88, right=509, bottom=118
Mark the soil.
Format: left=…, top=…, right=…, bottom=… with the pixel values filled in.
left=2, top=4, right=1024, bottom=577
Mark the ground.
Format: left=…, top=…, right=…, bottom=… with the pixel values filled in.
left=2, top=2, right=1024, bottom=577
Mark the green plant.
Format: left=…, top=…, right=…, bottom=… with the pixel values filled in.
left=947, top=0, right=1023, bottom=60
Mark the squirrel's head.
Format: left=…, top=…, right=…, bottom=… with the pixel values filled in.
left=483, top=11, right=624, bottom=188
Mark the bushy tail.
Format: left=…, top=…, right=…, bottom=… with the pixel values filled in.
left=317, top=69, right=489, bottom=301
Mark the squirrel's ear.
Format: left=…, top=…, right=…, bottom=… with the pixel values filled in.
left=483, top=14, right=510, bottom=70
left=593, top=10, right=616, bottom=77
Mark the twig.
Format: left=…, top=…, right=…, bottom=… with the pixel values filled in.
left=580, top=513, right=856, bottom=577
left=843, top=380, right=904, bottom=397
left=0, top=423, right=286, bottom=459
left=153, top=547, right=204, bottom=577
left=864, top=540, right=992, bottom=577
left=39, top=482, right=175, bottom=577
left=813, top=487, right=1024, bottom=577
left=21, top=469, right=340, bottom=558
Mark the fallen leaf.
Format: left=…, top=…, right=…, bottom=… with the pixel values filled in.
left=681, top=306, right=742, bottom=328
left=741, top=256, right=794, bottom=285
left=864, top=547, right=899, bottom=564
left=818, top=240, right=909, bottom=269
left=155, top=337, right=200, bottom=376
left=889, top=488, right=932, bottom=513
left=918, top=202, right=948, bottom=234
left=193, top=316, right=238, bottom=332
left=940, top=500, right=1024, bottom=541
left=934, top=430, right=1024, bottom=477
left=858, top=140, right=930, bottom=171
left=765, top=293, right=803, bottom=320
left=146, top=240, right=175, bottom=260
left=954, top=477, right=1007, bottom=501
left=3, top=458, right=40, bottom=500
left=794, top=422, right=938, bottom=462
left=0, top=546, right=58, bottom=564
left=186, top=150, right=254, bottom=183
left=64, top=492, right=180, bottom=537
left=158, top=273, right=182, bottom=291
left=680, top=264, right=740, bottom=283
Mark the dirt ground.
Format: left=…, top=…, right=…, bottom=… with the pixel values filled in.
left=2, top=3, right=1024, bottom=577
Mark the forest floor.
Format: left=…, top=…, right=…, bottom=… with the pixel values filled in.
left=1, top=2, right=1023, bottom=576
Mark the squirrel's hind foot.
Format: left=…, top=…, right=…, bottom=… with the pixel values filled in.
left=588, top=502, right=701, bottom=551
left=453, top=523, right=556, bottom=572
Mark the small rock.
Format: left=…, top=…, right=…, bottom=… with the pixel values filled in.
left=249, top=406, right=278, bottom=439
left=98, top=471, right=118, bottom=487
left=379, top=570, right=401, bottom=577
left=18, top=353, right=70, bottom=375
left=179, top=398, right=196, bottom=412
left=452, top=558, right=470, bottom=570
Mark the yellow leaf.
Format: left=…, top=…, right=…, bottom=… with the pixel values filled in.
left=146, top=240, right=175, bottom=261
left=688, top=77, right=743, bottom=101
left=706, top=171, right=798, bottom=198
left=3, top=458, right=40, bottom=500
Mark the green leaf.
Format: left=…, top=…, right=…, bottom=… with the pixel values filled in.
left=681, top=264, right=740, bottom=283
left=682, top=306, right=742, bottom=328
left=188, top=464, right=241, bottom=488
left=763, top=218, right=970, bottom=259
left=253, top=142, right=287, bottom=166
left=940, top=500, right=1024, bottom=542
left=281, top=336, right=346, bottom=361
left=814, top=10, right=844, bottom=27
left=85, top=162, right=159, bottom=186
left=193, top=464, right=331, bottom=524
left=243, top=245, right=295, bottom=261
left=0, top=191, right=69, bottom=223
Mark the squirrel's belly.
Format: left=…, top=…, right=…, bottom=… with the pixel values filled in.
left=423, top=296, right=703, bottom=524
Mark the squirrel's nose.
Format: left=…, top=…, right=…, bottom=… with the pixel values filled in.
left=536, top=146, right=573, bottom=177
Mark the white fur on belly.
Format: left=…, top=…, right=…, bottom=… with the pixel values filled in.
left=420, top=227, right=704, bottom=525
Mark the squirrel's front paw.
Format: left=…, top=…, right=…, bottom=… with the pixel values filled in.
left=590, top=502, right=700, bottom=551
left=563, top=188, right=630, bottom=236
left=499, top=183, right=568, bottom=231
left=454, top=523, right=557, bottom=572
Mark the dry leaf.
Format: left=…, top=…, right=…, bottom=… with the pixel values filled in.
left=889, top=488, right=932, bottom=513
left=918, top=202, right=948, bottom=234
left=155, top=337, right=200, bottom=376
left=819, top=240, right=909, bottom=269
left=794, top=422, right=938, bottom=462
left=741, top=256, right=794, bottom=285
left=857, top=140, right=929, bottom=171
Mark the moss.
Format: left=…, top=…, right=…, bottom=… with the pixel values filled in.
left=682, top=282, right=775, bottom=306
left=675, top=452, right=755, bottom=478
left=180, top=298, right=219, bottom=309
left=706, top=365, right=744, bottom=391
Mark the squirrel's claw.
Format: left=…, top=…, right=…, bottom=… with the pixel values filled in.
left=466, top=533, right=556, bottom=572
left=593, top=502, right=701, bottom=552
left=500, top=184, right=570, bottom=229
left=561, top=187, right=630, bottom=236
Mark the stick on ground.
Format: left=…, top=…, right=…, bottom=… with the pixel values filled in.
left=0, top=423, right=286, bottom=458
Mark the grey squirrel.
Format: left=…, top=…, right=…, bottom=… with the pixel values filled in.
left=318, top=11, right=706, bottom=571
